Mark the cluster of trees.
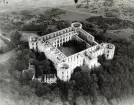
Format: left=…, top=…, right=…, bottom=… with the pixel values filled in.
left=86, top=16, right=134, bottom=30
left=1, top=40, right=61, bottom=100
left=0, top=8, right=69, bottom=105
left=21, top=19, right=70, bottom=36
left=29, top=53, right=57, bottom=78
left=0, top=12, right=23, bottom=32
left=59, top=38, right=134, bottom=105
left=15, top=17, right=134, bottom=105
left=81, top=16, right=134, bottom=43
left=103, top=0, right=114, bottom=7
left=0, top=8, right=67, bottom=34
left=61, top=24, right=134, bottom=105
left=0, top=68, right=63, bottom=105
left=20, top=8, right=69, bottom=36
left=0, top=30, right=22, bottom=54
left=81, top=20, right=107, bottom=43
left=16, top=45, right=56, bottom=81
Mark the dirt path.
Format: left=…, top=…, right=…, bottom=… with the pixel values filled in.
left=0, top=32, right=11, bottom=42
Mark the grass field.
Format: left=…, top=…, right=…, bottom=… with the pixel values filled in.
left=20, top=32, right=38, bottom=42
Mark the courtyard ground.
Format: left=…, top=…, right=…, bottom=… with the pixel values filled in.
left=59, top=45, right=80, bottom=57
left=58, top=40, right=85, bottom=56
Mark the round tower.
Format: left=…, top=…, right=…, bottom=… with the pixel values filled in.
left=28, top=36, right=38, bottom=51
left=57, top=62, right=72, bottom=82
left=101, top=43, right=115, bottom=60
left=71, top=22, right=82, bottom=29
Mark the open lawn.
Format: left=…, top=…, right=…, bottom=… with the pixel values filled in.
left=20, top=32, right=38, bottom=42
left=59, top=8, right=95, bottom=21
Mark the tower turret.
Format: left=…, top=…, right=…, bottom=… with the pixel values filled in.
left=101, top=43, right=115, bottom=60
left=57, top=62, right=72, bottom=82
left=28, top=36, right=38, bottom=51
left=71, top=22, right=82, bottom=29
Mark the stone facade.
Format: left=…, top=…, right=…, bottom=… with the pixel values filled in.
left=29, top=22, right=115, bottom=83
left=32, top=74, right=57, bottom=84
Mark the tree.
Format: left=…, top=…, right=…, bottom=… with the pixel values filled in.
left=38, top=60, right=51, bottom=74
left=75, top=0, right=90, bottom=8
left=10, top=30, right=21, bottom=46
left=71, top=70, right=82, bottom=81
left=74, top=0, right=78, bottom=4
left=50, top=97, right=63, bottom=105
left=22, top=68, right=35, bottom=80
left=95, top=95, right=110, bottom=105
left=76, top=96, right=86, bottom=105
left=103, top=0, right=114, bottom=7
left=68, top=89, right=74, bottom=100
left=27, top=68, right=35, bottom=79
left=36, top=52, right=46, bottom=61
left=56, top=20, right=70, bottom=30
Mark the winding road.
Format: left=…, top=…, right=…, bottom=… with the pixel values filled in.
left=0, top=33, right=11, bottom=42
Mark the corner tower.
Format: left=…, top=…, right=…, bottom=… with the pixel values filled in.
left=71, top=22, right=82, bottom=29
left=28, top=36, right=38, bottom=51
left=101, top=43, right=115, bottom=60
left=57, top=62, right=72, bottom=82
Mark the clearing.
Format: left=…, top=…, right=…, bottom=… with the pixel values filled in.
left=20, top=32, right=38, bottom=42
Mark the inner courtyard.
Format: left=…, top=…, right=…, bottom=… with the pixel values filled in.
left=58, top=39, right=87, bottom=57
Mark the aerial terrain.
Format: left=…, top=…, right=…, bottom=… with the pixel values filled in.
left=0, top=0, right=134, bottom=105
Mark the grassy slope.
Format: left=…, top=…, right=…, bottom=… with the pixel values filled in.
left=0, top=49, right=15, bottom=63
